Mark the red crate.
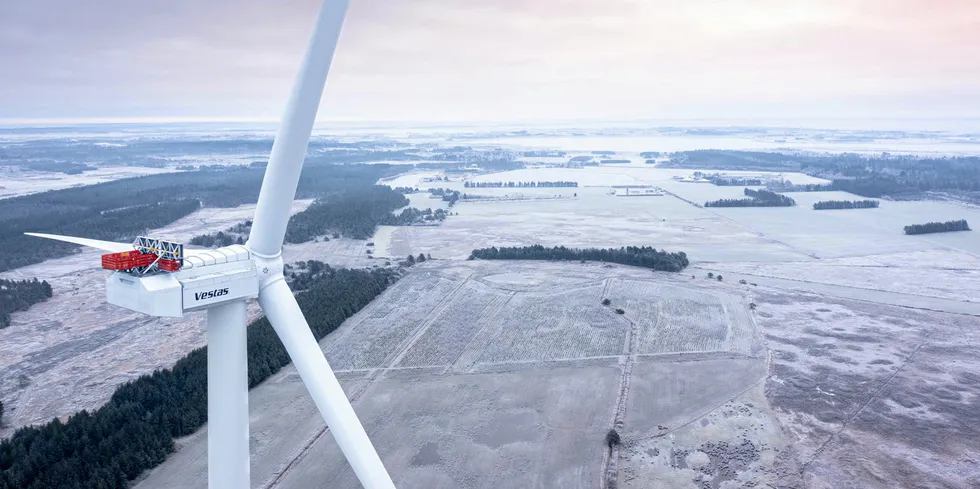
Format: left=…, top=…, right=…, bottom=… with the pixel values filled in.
left=158, top=259, right=181, bottom=272
left=102, top=251, right=156, bottom=270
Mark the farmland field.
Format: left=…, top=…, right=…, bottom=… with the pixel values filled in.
left=131, top=255, right=980, bottom=489
left=135, top=260, right=768, bottom=489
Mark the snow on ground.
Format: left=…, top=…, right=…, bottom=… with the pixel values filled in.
left=136, top=260, right=767, bottom=489
left=714, top=250, right=980, bottom=302
left=0, top=166, right=178, bottom=199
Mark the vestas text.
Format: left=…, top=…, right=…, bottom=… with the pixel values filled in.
left=195, top=288, right=229, bottom=301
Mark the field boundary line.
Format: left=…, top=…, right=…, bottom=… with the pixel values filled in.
left=601, top=313, right=639, bottom=489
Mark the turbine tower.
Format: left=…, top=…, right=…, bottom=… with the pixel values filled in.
left=25, top=0, right=397, bottom=487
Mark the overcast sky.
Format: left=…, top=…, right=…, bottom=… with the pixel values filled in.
left=1, top=0, right=978, bottom=124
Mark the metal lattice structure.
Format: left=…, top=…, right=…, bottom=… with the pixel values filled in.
left=133, top=236, right=184, bottom=266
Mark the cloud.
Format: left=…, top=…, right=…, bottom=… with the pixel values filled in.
left=1, top=0, right=978, bottom=122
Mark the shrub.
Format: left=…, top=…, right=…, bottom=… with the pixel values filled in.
left=602, top=298, right=611, bottom=306
left=615, top=308, right=625, bottom=315
left=605, top=429, right=621, bottom=447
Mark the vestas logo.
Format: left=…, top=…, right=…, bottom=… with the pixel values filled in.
left=195, top=288, right=229, bottom=301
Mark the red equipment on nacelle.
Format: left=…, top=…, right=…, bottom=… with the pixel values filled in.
left=158, top=259, right=181, bottom=272
left=101, top=251, right=157, bottom=271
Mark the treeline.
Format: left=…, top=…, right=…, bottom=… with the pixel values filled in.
left=189, top=221, right=252, bottom=248
left=285, top=186, right=410, bottom=242
left=428, top=188, right=460, bottom=206
left=469, top=245, right=689, bottom=272
left=813, top=200, right=879, bottom=210
left=705, top=188, right=796, bottom=207
left=0, top=267, right=398, bottom=489
left=0, top=278, right=53, bottom=329
left=0, top=163, right=401, bottom=272
left=768, top=181, right=834, bottom=192
left=904, top=220, right=971, bottom=235
left=711, top=178, right=763, bottom=186
left=463, top=181, right=578, bottom=188
left=389, top=207, right=448, bottom=225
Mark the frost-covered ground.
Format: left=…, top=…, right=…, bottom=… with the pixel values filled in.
left=136, top=260, right=766, bottom=489
left=132, top=260, right=980, bottom=489
left=0, top=165, right=178, bottom=199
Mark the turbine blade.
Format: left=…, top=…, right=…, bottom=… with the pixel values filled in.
left=258, top=279, right=395, bottom=489
left=24, top=232, right=133, bottom=253
left=248, top=0, right=351, bottom=257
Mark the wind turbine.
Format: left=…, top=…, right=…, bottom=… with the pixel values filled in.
left=25, top=0, right=396, bottom=487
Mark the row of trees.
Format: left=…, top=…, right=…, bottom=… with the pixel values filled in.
left=704, top=188, right=796, bottom=208
left=429, top=188, right=461, bottom=206
left=767, top=181, right=834, bottom=192
left=389, top=207, right=448, bottom=225
left=463, top=181, right=578, bottom=188
left=904, top=220, right=971, bottom=235
left=0, top=278, right=54, bottom=329
left=813, top=200, right=879, bottom=210
left=0, top=267, right=398, bottom=489
left=710, top=178, right=763, bottom=186
left=469, top=245, right=689, bottom=272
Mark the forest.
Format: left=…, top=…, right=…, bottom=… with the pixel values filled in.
left=469, top=245, right=689, bottom=272
left=903, top=220, right=971, bottom=235
left=463, top=181, right=578, bottom=188
left=0, top=163, right=401, bottom=272
left=284, top=185, right=410, bottom=242
left=704, top=188, right=796, bottom=207
left=0, top=267, right=398, bottom=489
left=813, top=200, right=880, bottom=210
left=0, top=278, right=53, bottom=329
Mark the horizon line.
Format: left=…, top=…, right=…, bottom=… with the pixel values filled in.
left=3, top=115, right=980, bottom=128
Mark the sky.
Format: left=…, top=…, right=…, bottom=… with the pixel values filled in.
left=1, top=0, right=979, bottom=125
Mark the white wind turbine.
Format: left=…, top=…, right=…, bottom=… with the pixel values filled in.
left=25, top=0, right=396, bottom=487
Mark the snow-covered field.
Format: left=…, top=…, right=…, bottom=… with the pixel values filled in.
left=0, top=166, right=178, bottom=199
left=136, top=260, right=768, bottom=489
left=375, top=166, right=980, bottom=267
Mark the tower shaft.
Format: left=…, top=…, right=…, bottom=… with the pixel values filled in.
left=207, top=300, right=251, bottom=488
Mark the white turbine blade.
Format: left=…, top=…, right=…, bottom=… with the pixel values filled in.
left=258, top=279, right=395, bottom=489
left=248, top=0, right=351, bottom=257
left=24, top=232, right=132, bottom=253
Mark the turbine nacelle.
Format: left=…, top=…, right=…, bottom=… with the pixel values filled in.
left=108, top=244, right=260, bottom=317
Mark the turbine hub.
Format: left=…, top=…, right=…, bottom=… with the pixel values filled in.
left=249, top=248, right=285, bottom=291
